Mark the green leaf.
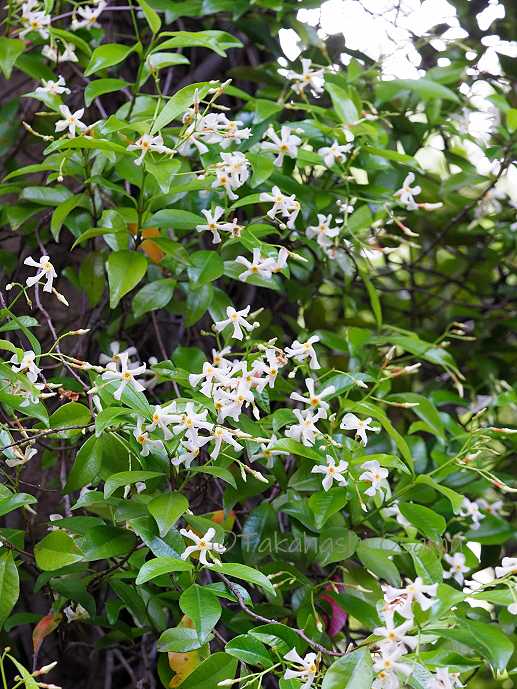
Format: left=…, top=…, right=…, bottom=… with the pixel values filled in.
left=132, top=278, right=175, bottom=319
left=49, top=27, right=92, bottom=57
left=20, top=185, right=72, bottom=206
left=0, top=552, right=19, bottom=629
left=138, top=0, right=161, bottom=33
left=507, top=108, right=517, bottom=133
left=104, top=471, right=164, bottom=498
left=247, top=152, right=275, bottom=188
left=180, top=584, right=222, bottom=641
left=325, top=83, right=359, bottom=124
left=184, top=282, right=213, bottom=328
left=107, top=250, right=148, bottom=308
left=145, top=237, right=194, bottom=266
left=357, top=547, right=400, bottom=587
left=324, top=590, right=379, bottom=628
left=63, top=434, right=102, bottom=494
left=308, top=488, right=348, bottom=530
left=188, top=465, right=237, bottom=488
left=398, top=503, right=446, bottom=541
left=157, top=30, right=243, bottom=57
left=79, top=251, right=106, bottom=307
left=34, top=531, right=84, bottom=571
left=45, top=137, right=127, bottom=155
left=146, top=209, right=204, bottom=230
left=377, top=77, right=460, bottom=103
left=269, top=438, right=324, bottom=462
left=0, top=38, right=26, bottom=79
left=85, top=44, right=135, bottom=77
left=151, top=82, right=209, bottom=134
left=84, top=79, right=131, bottom=107
left=253, top=99, right=283, bottom=124
left=0, top=493, right=38, bottom=518
left=362, top=146, right=423, bottom=172
left=178, top=652, right=238, bottom=689
left=148, top=492, right=189, bottom=536
left=321, top=648, right=373, bottom=689
left=50, top=194, right=88, bottom=242
left=415, top=475, right=463, bottom=514
left=50, top=577, right=96, bottom=618
left=249, top=623, right=305, bottom=655
left=158, top=627, right=212, bottom=652
left=403, top=543, right=443, bottom=584
left=225, top=634, right=273, bottom=667
left=210, top=562, right=275, bottom=595
left=47, top=403, right=92, bottom=439
left=241, top=503, right=279, bottom=566
left=145, top=159, right=181, bottom=194
left=428, top=618, right=514, bottom=672
left=109, top=578, right=147, bottom=624
left=187, top=250, right=224, bottom=287
left=358, top=269, right=382, bottom=328
left=135, top=557, right=193, bottom=584
left=80, top=525, right=136, bottom=560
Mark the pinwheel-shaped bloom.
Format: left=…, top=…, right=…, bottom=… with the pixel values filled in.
left=42, top=43, right=78, bottom=63
left=394, top=172, right=421, bottom=210
left=189, top=361, right=232, bottom=397
left=168, top=402, right=213, bottom=443
left=373, top=609, right=417, bottom=653
left=287, top=58, right=325, bottom=94
left=102, top=352, right=147, bottom=401
left=443, top=552, right=470, bottom=585
left=386, top=578, right=438, bottom=619
left=5, top=446, right=37, bottom=468
left=249, top=435, right=288, bottom=468
left=460, top=497, right=485, bottom=530
left=171, top=437, right=210, bottom=468
left=254, top=349, right=284, bottom=393
left=261, top=126, right=302, bottom=166
left=372, top=646, right=412, bottom=685
left=24, top=255, right=57, bottom=292
left=427, top=667, right=465, bottom=689
left=285, top=335, right=321, bottom=369
left=20, top=9, right=50, bottom=38
left=10, top=350, right=41, bottom=383
left=272, top=248, right=289, bottom=273
left=55, top=105, right=87, bottom=137
left=180, top=527, right=226, bottom=567
left=71, top=1, right=106, bottom=29
left=283, top=648, right=318, bottom=689
left=236, top=248, right=277, bottom=282
left=476, top=497, right=503, bottom=518
left=340, top=413, right=378, bottom=446
left=212, top=346, right=233, bottom=368
left=126, top=133, right=172, bottom=165
left=359, top=459, right=389, bottom=497
left=306, top=213, right=340, bottom=248
left=312, top=455, right=348, bottom=491
left=146, top=401, right=179, bottom=440
left=290, top=377, right=335, bottom=416
left=215, top=306, right=255, bottom=341
left=318, top=133, right=354, bottom=167
left=196, top=207, right=235, bottom=244
left=133, top=416, right=164, bottom=457
left=285, top=408, right=325, bottom=446
left=36, top=76, right=70, bottom=95
left=64, top=604, right=90, bottom=622
left=495, top=557, right=517, bottom=579
left=99, top=341, right=139, bottom=368
left=259, top=186, right=296, bottom=220
left=210, top=426, right=243, bottom=460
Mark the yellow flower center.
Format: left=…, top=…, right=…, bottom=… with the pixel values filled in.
left=209, top=223, right=217, bottom=230
left=251, top=266, right=259, bottom=273
left=186, top=418, right=193, bottom=426
left=310, top=397, right=319, bottom=406
left=44, top=262, right=51, bottom=270
left=270, top=369, right=277, bottom=376
left=280, top=144, right=288, bottom=152
left=123, top=371, right=131, bottom=379
left=137, top=434, right=146, bottom=444
left=275, top=196, right=283, bottom=203
left=231, top=313, right=238, bottom=320
left=199, top=541, right=207, bottom=548
left=153, top=413, right=160, bottom=422
left=328, top=467, right=335, bottom=474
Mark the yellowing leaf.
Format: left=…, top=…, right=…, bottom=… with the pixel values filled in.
left=33, top=613, right=62, bottom=653
left=168, top=615, right=209, bottom=687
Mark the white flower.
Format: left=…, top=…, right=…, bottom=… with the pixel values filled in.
left=508, top=583, right=517, bottom=616
left=443, top=552, right=469, bottom=585
left=394, top=172, right=421, bottom=210
left=220, top=151, right=250, bottom=185
left=214, top=306, right=255, bottom=341
left=290, top=377, right=335, bottom=416
left=126, top=133, right=172, bottom=165
left=20, top=9, right=50, bottom=39
left=171, top=437, right=210, bottom=468
left=285, top=335, right=321, bottom=369
left=306, top=213, right=340, bottom=248
left=146, top=401, right=179, bottom=440
left=64, top=604, right=90, bottom=622
left=210, top=426, right=243, bottom=460
left=427, top=667, right=465, bottom=689
left=99, top=341, right=139, bottom=368
left=341, top=413, right=378, bottom=446
left=212, top=346, right=233, bottom=368
left=249, top=435, right=288, bottom=468
left=133, top=416, right=164, bottom=457
left=261, top=125, right=302, bottom=166
left=236, top=248, right=276, bottom=282
left=42, top=43, right=78, bottom=63
left=55, top=105, right=87, bottom=137
left=35, top=76, right=71, bottom=95
left=196, top=207, right=235, bottom=244
left=24, top=255, right=57, bottom=292
left=167, top=402, right=213, bottom=444
left=10, top=350, right=41, bottom=383
left=372, top=646, right=412, bottom=686
left=101, top=352, right=147, bottom=401
left=451, top=107, right=471, bottom=134
left=474, top=187, right=506, bottom=218
left=254, top=349, right=283, bottom=392
left=283, top=648, right=318, bottom=689
left=386, top=578, right=438, bottom=619
left=287, top=58, right=325, bottom=94
left=189, top=361, right=232, bottom=397
left=460, top=497, right=485, bottom=530
left=71, top=1, right=106, bottom=29
left=212, top=166, right=239, bottom=200
left=5, top=446, right=37, bottom=468
left=312, top=455, right=348, bottom=491
left=318, top=135, right=354, bottom=167
left=495, top=557, right=517, bottom=579
left=259, top=186, right=298, bottom=226
left=47, top=514, right=64, bottom=531
left=285, top=408, right=325, bottom=447
left=373, top=609, right=417, bottom=652
left=359, top=459, right=389, bottom=497
left=476, top=497, right=503, bottom=519
left=219, top=119, right=252, bottom=148
left=272, top=248, right=289, bottom=273
left=180, top=527, right=226, bottom=567
left=383, top=501, right=411, bottom=527
left=213, top=379, right=254, bottom=423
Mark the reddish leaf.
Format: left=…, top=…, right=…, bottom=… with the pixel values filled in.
left=320, top=580, right=348, bottom=637
left=33, top=613, right=62, bottom=653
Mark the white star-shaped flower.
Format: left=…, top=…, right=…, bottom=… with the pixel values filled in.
left=133, top=416, right=164, bottom=457
left=214, top=305, right=255, bottom=341
left=443, top=552, right=469, bottom=585
left=24, top=254, right=57, bottom=292
left=126, top=133, right=172, bottom=165
left=290, top=377, right=335, bottom=416
left=306, top=213, right=340, bottom=248
left=10, top=350, right=41, bottom=383
left=340, top=413, right=378, bottom=445
left=283, top=648, right=318, bottom=689
left=261, top=125, right=302, bottom=166
left=311, top=455, right=348, bottom=491
left=394, top=172, right=421, bottom=210
left=36, top=76, right=71, bottom=95
left=386, top=577, right=438, bottom=618
left=101, top=352, right=147, bottom=401
left=359, top=459, right=388, bottom=497
left=55, top=105, right=87, bottom=137
left=236, top=248, right=277, bottom=282
left=318, top=134, right=354, bottom=167
left=180, top=527, right=226, bottom=567
left=287, top=58, right=325, bottom=94
left=285, top=335, right=321, bottom=369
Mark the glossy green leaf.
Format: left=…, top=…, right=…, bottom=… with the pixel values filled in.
left=34, top=531, right=84, bottom=571
left=180, top=584, right=222, bottom=641
left=0, top=552, right=19, bottom=629
left=321, top=647, right=373, bottom=689
left=85, top=44, right=135, bottom=77
left=148, top=492, right=189, bottom=536
left=107, top=250, right=148, bottom=308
